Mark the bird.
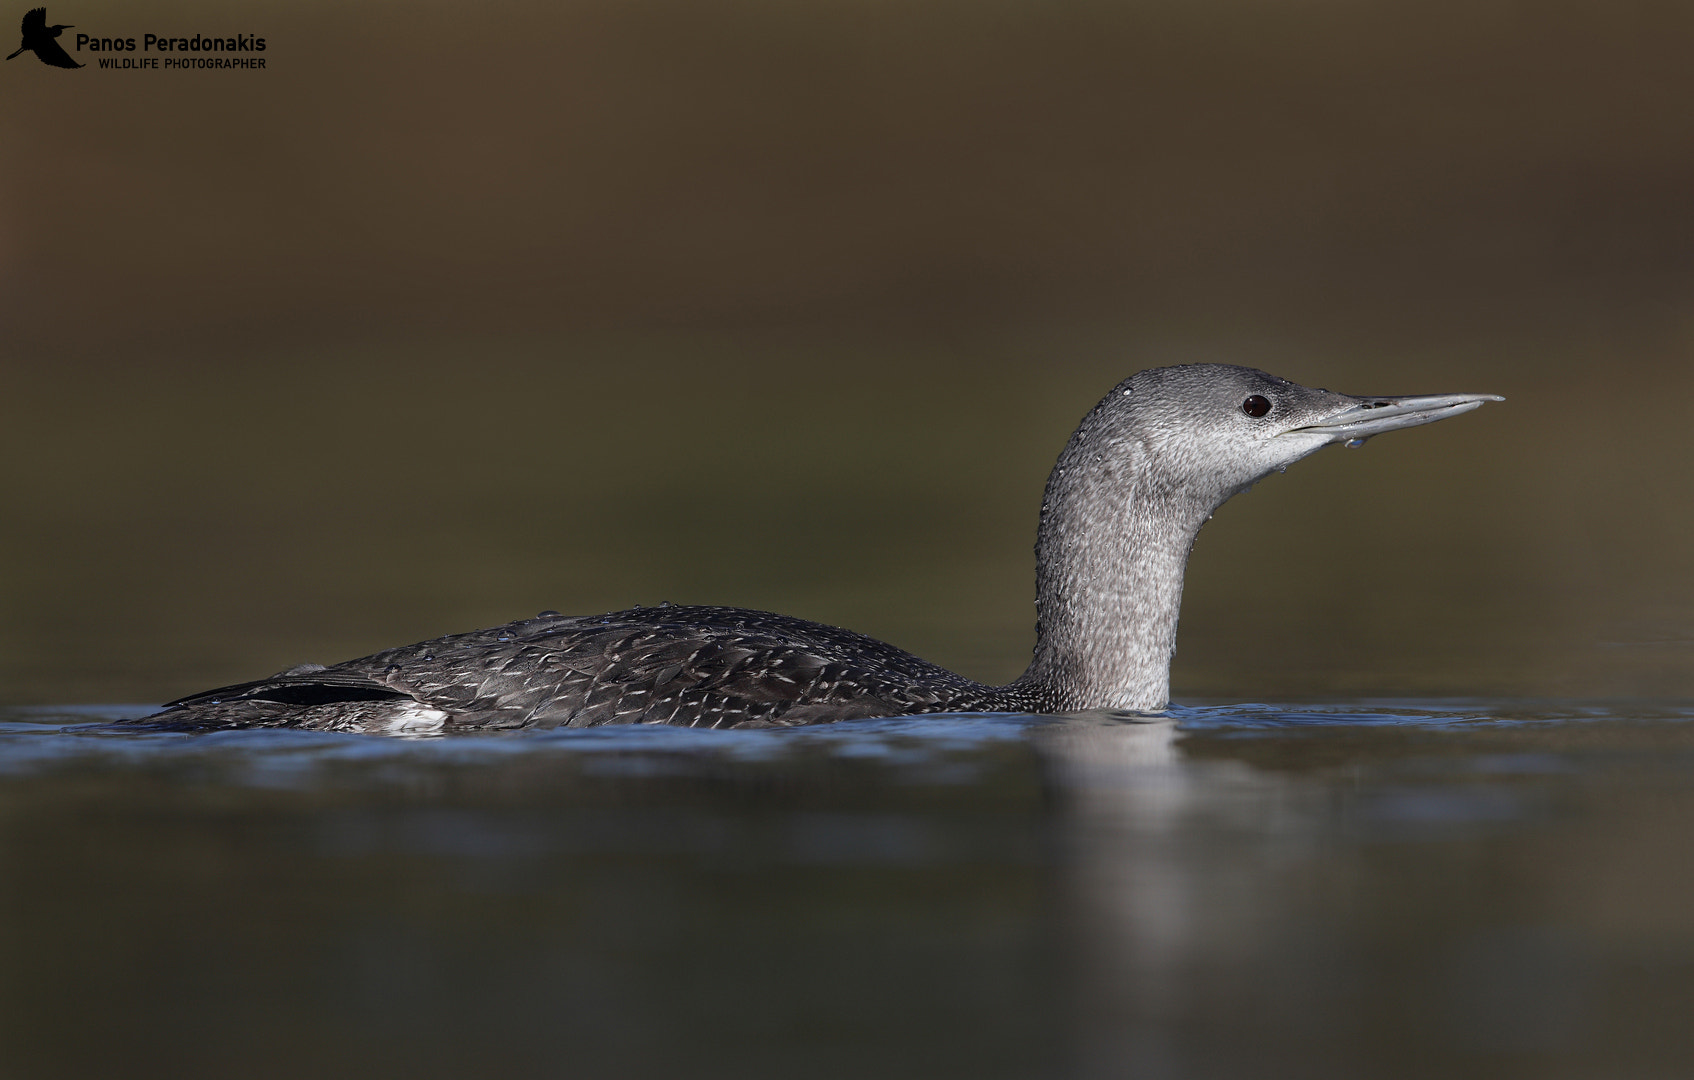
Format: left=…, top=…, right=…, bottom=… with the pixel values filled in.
left=133, top=364, right=1501, bottom=735
left=6, top=8, right=80, bottom=68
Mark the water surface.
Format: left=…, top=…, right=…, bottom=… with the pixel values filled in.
left=4, top=700, right=1691, bottom=1079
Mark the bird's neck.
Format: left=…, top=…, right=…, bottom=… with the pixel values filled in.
left=1018, top=445, right=1214, bottom=712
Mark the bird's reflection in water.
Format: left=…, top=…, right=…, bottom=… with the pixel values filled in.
left=1032, top=714, right=1319, bottom=1077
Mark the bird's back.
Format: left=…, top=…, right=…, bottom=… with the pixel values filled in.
left=144, top=605, right=1018, bottom=733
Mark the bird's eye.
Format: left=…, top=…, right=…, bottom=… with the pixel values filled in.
left=1241, top=395, right=1272, bottom=418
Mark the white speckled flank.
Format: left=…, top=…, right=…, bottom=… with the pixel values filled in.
left=377, top=705, right=450, bottom=736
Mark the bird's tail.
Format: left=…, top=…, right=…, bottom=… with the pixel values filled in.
left=4, top=47, right=25, bottom=61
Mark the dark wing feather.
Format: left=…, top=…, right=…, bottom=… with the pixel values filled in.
left=143, top=664, right=409, bottom=731
left=21, top=9, right=44, bottom=33
left=165, top=666, right=406, bottom=709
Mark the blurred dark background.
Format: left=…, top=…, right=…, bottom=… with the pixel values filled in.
left=2, top=0, right=1691, bottom=705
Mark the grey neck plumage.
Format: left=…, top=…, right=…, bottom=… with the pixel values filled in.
left=1014, top=402, right=1219, bottom=713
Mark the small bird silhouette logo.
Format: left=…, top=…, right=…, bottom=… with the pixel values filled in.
left=6, top=7, right=82, bottom=68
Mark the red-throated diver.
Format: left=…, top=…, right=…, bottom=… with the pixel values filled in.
left=135, top=365, right=1501, bottom=734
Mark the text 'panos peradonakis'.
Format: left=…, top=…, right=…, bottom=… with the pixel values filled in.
left=76, top=34, right=266, bottom=54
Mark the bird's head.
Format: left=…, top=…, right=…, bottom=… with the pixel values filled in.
left=1072, top=363, right=1503, bottom=513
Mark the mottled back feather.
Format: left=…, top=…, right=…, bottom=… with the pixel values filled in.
left=140, top=606, right=1054, bottom=733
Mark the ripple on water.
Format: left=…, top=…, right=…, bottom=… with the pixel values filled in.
left=2, top=700, right=1691, bottom=796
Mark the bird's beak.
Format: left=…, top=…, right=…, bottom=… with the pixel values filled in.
left=1284, top=392, right=1505, bottom=444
